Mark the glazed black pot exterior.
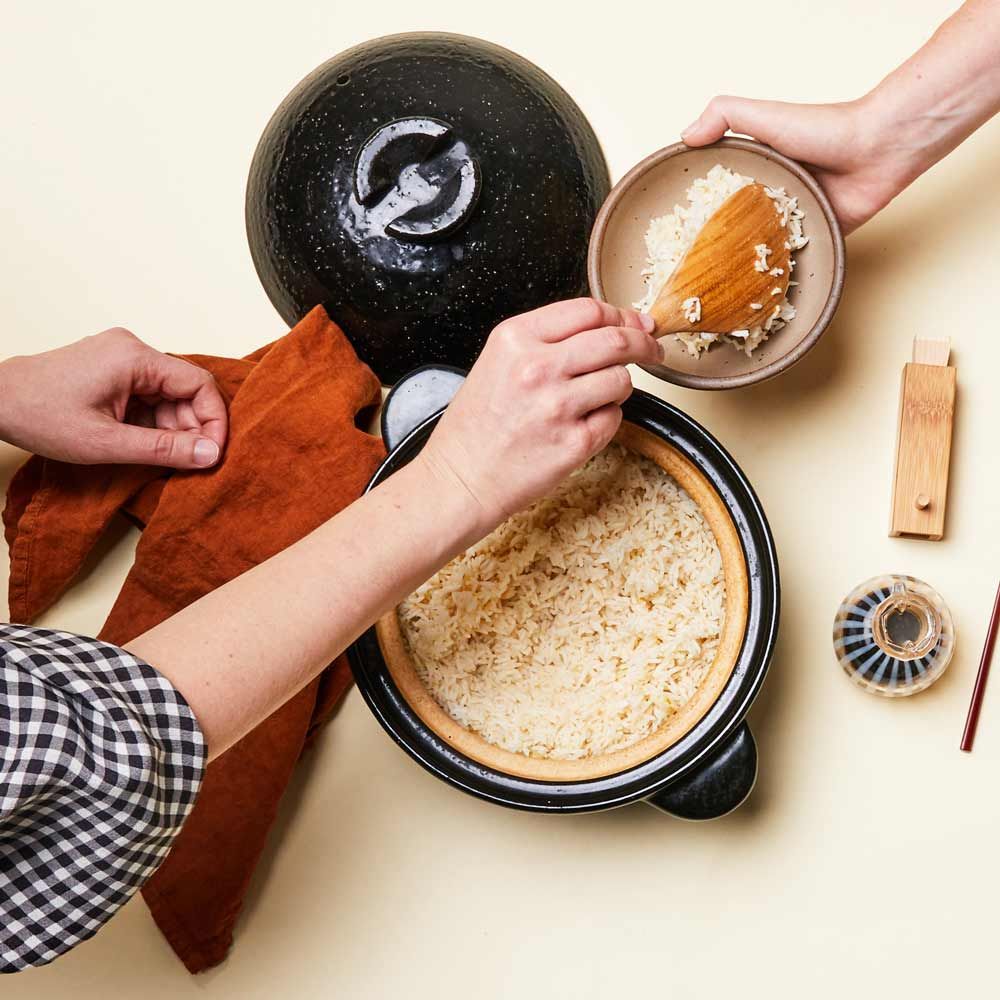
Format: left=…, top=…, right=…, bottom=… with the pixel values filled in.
left=348, top=369, right=780, bottom=819
left=245, top=33, right=610, bottom=384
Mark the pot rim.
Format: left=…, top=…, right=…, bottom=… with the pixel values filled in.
left=348, top=389, right=780, bottom=811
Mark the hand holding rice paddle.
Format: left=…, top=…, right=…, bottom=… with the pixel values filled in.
left=649, top=183, right=790, bottom=336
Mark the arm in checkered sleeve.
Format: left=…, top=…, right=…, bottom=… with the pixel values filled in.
left=0, top=625, right=204, bottom=973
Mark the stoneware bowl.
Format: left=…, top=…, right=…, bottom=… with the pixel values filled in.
left=588, top=138, right=846, bottom=390
left=245, top=32, right=610, bottom=385
left=348, top=366, right=781, bottom=820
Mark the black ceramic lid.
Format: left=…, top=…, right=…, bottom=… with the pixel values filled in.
left=245, top=33, right=610, bottom=384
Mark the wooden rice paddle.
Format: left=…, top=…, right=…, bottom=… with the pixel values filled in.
left=649, top=183, right=791, bottom=336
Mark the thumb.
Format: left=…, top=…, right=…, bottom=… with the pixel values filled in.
left=102, top=421, right=222, bottom=470
left=681, top=96, right=790, bottom=148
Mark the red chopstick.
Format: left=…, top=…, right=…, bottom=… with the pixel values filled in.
left=960, top=579, right=1000, bottom=752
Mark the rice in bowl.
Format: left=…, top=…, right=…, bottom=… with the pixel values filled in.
left=395, top=439, right=730, bottom=763
left=635, top=163, right=808, bottom=358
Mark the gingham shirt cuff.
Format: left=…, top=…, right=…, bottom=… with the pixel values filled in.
left=0, top=623, right=205, bottom=973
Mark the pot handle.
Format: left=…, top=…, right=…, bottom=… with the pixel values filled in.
left=645, top=723, right=758, bottom=821
left=381, top=365, right=468, bottom=452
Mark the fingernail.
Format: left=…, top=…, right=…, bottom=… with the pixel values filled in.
left=681, top=117, right=701, bottom=141
left=193, top=438, right=220, bottom=467
left=639, top=312, right=656, bottom=334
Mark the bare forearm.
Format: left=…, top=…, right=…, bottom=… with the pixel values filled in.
left=867, top=0, right=1000, bottom=187
left=126, top=453, right=487, bottom=760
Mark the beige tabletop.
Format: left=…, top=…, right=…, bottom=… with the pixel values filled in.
left=4, top=1, right=1000, bottom=996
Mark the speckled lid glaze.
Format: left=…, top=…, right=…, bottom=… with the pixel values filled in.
left=246, top=33, right=610, bottom=384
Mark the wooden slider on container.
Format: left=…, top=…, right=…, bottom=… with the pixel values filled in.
left=889, top=337, right=956, bottom=541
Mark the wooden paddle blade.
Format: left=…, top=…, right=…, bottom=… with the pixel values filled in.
left=650, top=183, right=791, bottom=337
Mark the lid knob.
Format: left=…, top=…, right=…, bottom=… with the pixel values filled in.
left=353, top=117, right=481, bottom=243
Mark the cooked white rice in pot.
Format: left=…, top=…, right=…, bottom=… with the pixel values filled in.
left=635, top=163, right=808, bottom=358
left=397, top=443, right=726, bottom=761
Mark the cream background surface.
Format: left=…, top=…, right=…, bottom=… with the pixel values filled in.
left=3, top=1, right=999, bottom=996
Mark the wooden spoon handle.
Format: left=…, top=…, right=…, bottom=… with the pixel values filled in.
left=649, top=298, right=687, bottom=337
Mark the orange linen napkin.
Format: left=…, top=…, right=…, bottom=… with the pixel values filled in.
left=2, top=306, right=386, bottom=971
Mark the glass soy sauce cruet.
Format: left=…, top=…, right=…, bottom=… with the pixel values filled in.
left=833, top=574, right=955, bottom=697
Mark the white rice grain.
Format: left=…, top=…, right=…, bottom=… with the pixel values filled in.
left=682, top=296, right=702, bottom=324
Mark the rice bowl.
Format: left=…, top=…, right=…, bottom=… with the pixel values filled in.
left=587, top=138, right=846, bottom=391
